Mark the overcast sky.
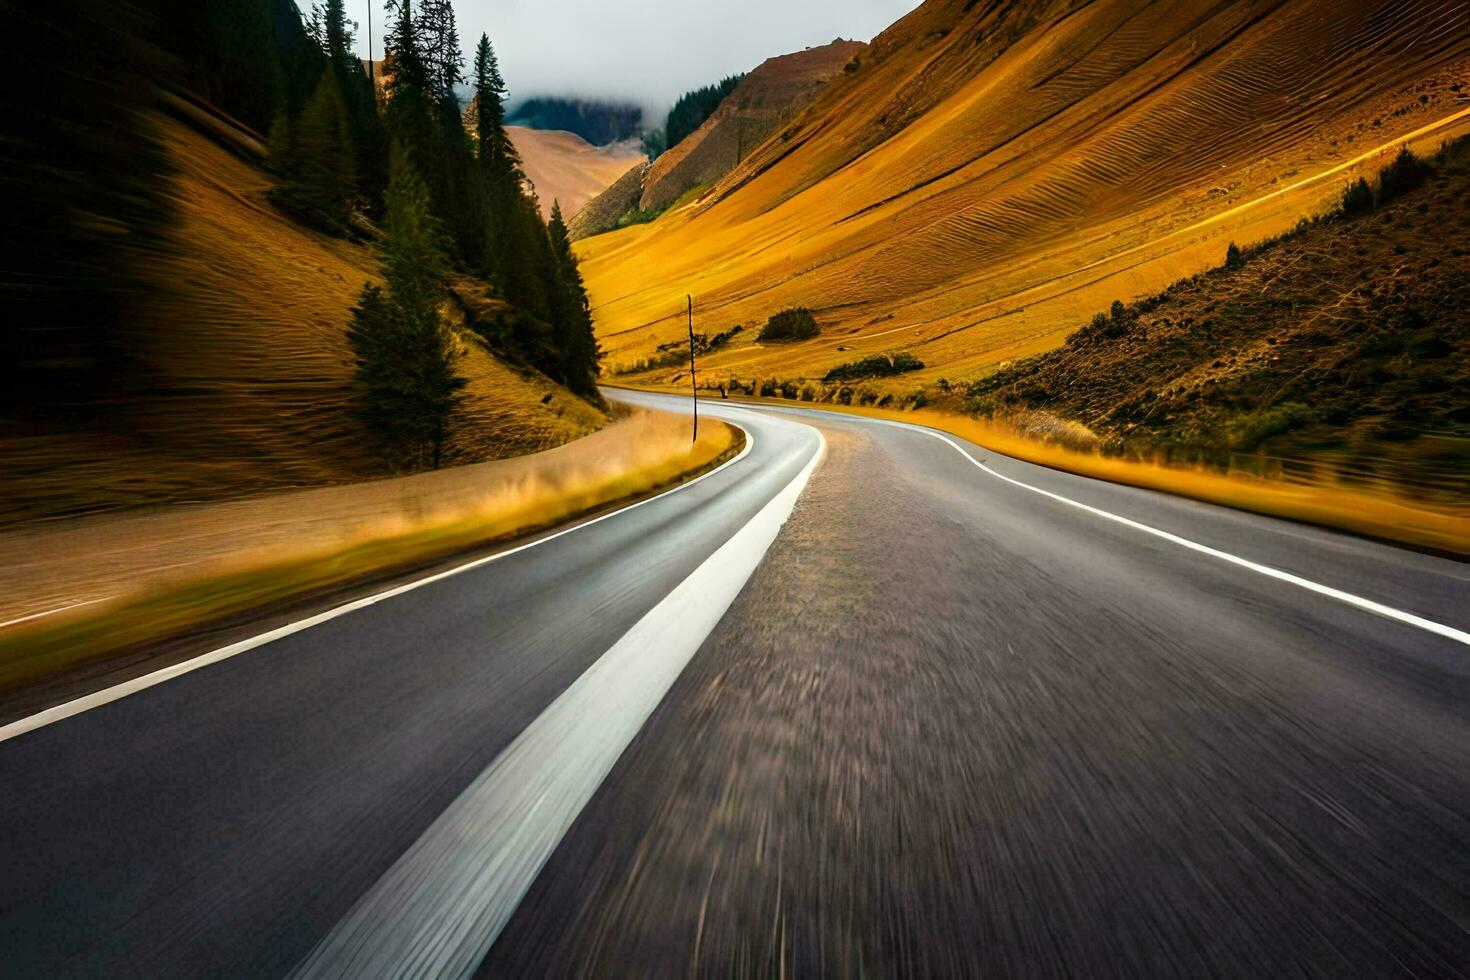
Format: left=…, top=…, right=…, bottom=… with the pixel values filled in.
left=353, top=0, right=920, bottom=116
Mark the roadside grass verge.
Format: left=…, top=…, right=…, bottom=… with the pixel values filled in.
left=719, top=393, right=1469, bottom=556
left=0, top=418, right=743, bottom=700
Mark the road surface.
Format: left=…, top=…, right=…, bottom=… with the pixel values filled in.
left=1, top=390, right=1468, bottom=977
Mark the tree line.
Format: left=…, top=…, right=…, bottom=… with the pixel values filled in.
left=644, top=73, right=745, bottom=160
left=0, top=0, right=601, bottom=474
left=272, top=0, right=602, bottom=469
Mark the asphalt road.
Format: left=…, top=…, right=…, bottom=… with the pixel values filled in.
left=2, top=390, right=1468, bottom=977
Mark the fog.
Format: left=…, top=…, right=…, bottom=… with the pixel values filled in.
left=353, top=0, right=920, bottom=120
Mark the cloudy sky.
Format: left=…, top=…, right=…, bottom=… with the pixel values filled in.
left=354, top=0, right=921, bottom=116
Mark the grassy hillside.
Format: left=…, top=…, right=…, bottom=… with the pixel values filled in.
left=584, top=0, right=1470, bottom=386
left=638, top=40, right=865, bottom=213
left=572, top=41, right=863, bottom=240
left=508, top=126, right=646, bottom=219
left=966, top=143, right=1470, bottom=503
left=568, top=160, right=648, bottom=240
left=0, top=112, right=603, bottom=527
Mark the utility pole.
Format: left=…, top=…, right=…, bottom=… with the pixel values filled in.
left=366, top=0, right=375, bottom=88
left=687, top=295, right=698, bottom=444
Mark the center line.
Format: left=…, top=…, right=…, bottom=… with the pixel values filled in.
left=291, top=426, right=826, bottom=979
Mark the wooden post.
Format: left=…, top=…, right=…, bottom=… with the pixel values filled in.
left=366, top=1, right=375, bottom=87
left=687, top=295, right=698, bottom=443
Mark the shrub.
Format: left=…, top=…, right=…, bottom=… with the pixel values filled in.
left=1339, top=177, right=1375, bottom=218
left=759, top=377, right=778, bottom=397
left=780, top=380, right=798, bottom=399
left=823, top=352, right=925, bottom=382
left=692, top=324, right=743, bottom=355
left=1228, top=402, right=1319, bottom=453
left=1377, top=147, right=1430, bottom=204
left=758, top=307, right=821, bottom=342
left=1224, top=242, right=1244, bottom=270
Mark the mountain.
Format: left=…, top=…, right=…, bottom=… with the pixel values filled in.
left=570, top=40, right=863, bottom=239
left=580, top=0, right=1470, bottom=387
left=638, top=40, right=865, bottom=214
left=506, top=97, right=643, bottom=146
left=508, top=126, right=647, bottom=219
left=567, top=160, right=650, bottom=240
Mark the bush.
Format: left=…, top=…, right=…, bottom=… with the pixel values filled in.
left=1340, top=177, right=1374, bottom=218
left=823, top=351, right=925, bottom=382
left=759, top=307, right=820, bottom=342
left=1228, top=402, right=1319, bottom=453
left=1377, top=147, right=1430, bottom=204
left=780, top=380, right=798, bottom=399
left=1224, top=242, right=1244, bottom=270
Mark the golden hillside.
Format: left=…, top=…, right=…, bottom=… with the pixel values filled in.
left=508, top=126, right=646, bottom=219
left=584, top=0, right=1470, bottom=386
left=638, top=40, right=866, bottom=213
left=0, top=111, right=604, bottom=527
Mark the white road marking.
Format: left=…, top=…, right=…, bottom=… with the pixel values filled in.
left=0, top=598, right=109, bottom=631
left=291, top=428, right=826, bottom=979
left=850, top=413, right=1470, bottom=647
left=0, top=428, right=755, bottom=745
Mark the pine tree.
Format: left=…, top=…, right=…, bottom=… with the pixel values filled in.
left=274, top=66, right=357, bottom=234
left=547, top=201, right=601, bottom=396
left=319, top=0, right=355, bottom=73
left=313, top=0, right=384, bottom=216
left=419, top=0, right=464, bottom=98
left=471, top=34, right=517, bottom=174
left=385, top=0, right=431, bottom=108
left=347, top=143, right=466, bottom=470
left=471, top=33, right=523, bottom=283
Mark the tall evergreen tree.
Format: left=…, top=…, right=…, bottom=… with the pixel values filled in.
left=347, top=143, right=466, bottom=470
left=313, top=0, right=385, bottom=213
left=274, top=66, right=357, bottom=234
left=419, top=0, right=464, bottom=98
left=385, top=0, right=432, bottom=109
left=547, top=201, right=601, bottom=396
left=319, top=0, right=355, bottom=73
left=384, top=0, right=480, bottom=264
left=471, top=33, right=523, bottom=283
left=471, top=34, right=517, bottom=175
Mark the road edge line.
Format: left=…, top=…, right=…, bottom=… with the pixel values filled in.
left=851, top=413, right=1470, bottom=647
left=0, top=425, right=757, bottom=745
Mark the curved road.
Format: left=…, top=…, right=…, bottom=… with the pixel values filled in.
left=1, top=390, right=1468, bottom=976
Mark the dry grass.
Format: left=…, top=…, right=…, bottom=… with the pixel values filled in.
left=724, top=394, right=1468, bottom=555
left=508, top=126, right=646, bottom=219
left=0, top=413, right=742, bottom=696
left=580, top=0, right=1470, bottom=388
left=0, top=113, right=604, bottom=528
left=637, top=40, right=864, bottom=213
left=967, top=148, right=1470, bottom=504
